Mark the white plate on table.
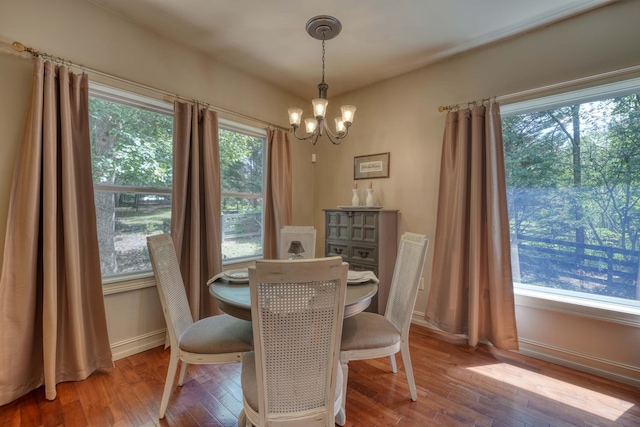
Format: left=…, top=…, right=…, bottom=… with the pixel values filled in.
left=223, top=268, right=249, bottom=283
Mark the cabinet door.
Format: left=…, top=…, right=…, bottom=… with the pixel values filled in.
left=349, top=211, right=378, bottom=243
left=326, top=211, right=350, bottom=240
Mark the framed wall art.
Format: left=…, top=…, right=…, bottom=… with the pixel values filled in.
left=354, top=152, right=390, bottom=180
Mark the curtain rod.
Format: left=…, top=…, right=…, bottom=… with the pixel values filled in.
left=9, top=41, right=290, bottom=131
left=437, top=62, right=640, bottom=113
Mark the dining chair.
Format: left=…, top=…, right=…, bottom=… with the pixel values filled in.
left=279, top=225, right=317, bottom=259
left=337, top=232, right=429, bottom=425
left=238, top=257, right=348, bottom=427
left=146, top=233, right=253, bottom=419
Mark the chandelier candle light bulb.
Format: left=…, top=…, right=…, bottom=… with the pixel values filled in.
left=288, top=15, right=356, bottom=145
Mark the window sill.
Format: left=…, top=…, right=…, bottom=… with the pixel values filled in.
left=514, top=284, right=640, bottom=328
left=103, top=272, right=156, bottom=295
left=222, top=256, right=262, bottom=267
left=101, top=261, right=263, bottom=296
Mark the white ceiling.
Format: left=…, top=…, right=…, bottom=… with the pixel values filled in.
left=86, top=0, right=615, bottom=99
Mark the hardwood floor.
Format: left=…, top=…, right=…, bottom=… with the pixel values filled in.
left=1, top=325, right=639, bottom=426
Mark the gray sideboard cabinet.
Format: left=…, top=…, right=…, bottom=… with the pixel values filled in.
left=324, top=208, right=399, bottom=314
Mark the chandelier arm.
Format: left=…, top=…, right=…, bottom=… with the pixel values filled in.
left=291, top=125, right=322, bottom=145
left=291, top=125, right=315, bottom=141
left=311, top=131, right=321, bottom=145
left=321, top=121, right=350, bottom=145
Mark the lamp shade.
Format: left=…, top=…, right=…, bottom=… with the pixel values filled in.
left=288, top=240, right=305, bottom=254
left=288, top=107, right=303, bottom=126
left=312, top=98, right=329, bottom=118
left=341, top=105, right=356, bottom=124
left=304, top=118, right=318, bottom=134
left=288, top=240, right=305, bottom=260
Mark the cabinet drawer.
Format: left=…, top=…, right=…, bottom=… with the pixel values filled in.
left=326, top=241, right=348, bottom=258
left=350, top=244, right=377, bottom=264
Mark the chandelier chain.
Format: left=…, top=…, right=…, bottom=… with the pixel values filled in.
left=321, top=36, right=326, bottom=83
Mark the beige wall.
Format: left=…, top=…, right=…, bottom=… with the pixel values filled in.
left=1, top=0, right=639, bottom=385
left=0, top=0, right=314, bottom=359
left=315, top=0, right=640, bottom=310
left=313, top=0, right=640, bottom=386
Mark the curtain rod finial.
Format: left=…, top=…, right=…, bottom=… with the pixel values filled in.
left=12, top=41, right=26, bottom=52
left=438, top=106, right=447, bottom=113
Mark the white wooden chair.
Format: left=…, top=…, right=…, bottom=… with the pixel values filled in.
left=238, top=257, right=348, bottom=427
left=337, top=232, right=429, bottom=425
left=279, top=225, right=317, bottom=259
left=146, top=233, right=253, bottom=419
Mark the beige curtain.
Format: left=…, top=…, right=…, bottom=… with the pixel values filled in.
left=172, top=102, right=222, bottom=319
left=0, top=58, right=113, bottom=405
left=263, top=128, right=292, bottom=259
left=425, top=102, right=519, bottom=350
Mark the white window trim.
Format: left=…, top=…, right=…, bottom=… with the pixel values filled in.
left=102, top=272, right=156, bottom=295
left=504, top=77, right=640, bottom=320
left=515, top=285, right=640, bottom=327
left=501, top=77, right=640, bottom=116
left=90, top=82, right=173, bottom=115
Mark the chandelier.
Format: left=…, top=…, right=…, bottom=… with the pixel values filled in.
left=288, top=16, right=356, bottom=145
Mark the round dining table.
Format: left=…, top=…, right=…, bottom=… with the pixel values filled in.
left=209, top=274, right=378, bottom=321
left=208, top=267, right=377, bottom=427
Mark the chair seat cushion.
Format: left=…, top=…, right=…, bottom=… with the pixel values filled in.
left=241, top=352, right=343, bottom=414
left=341, top=312, right=401, bottom=351
left=179, top=313, right=253, bottom=354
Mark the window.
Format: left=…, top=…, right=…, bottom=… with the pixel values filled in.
left=89, top=83, right=266, bottom=279
left=502, top=78, right=640, bottom=311
left=219, top=120, right=265, bottom=263
left=89, top=83, right=173, bottom=278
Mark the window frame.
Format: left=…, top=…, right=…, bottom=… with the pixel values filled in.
left=218, top=118, right=267, bottom=265
left=501, top=76, right=640, bottom=321
left=89, top=84, right=268, bottom=284
left=89, top=82, right=174, bottom=285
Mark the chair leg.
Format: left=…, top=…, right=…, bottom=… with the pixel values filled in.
left=178, top=360, right=189, bottom=386
left=400, top=340, right=417, bottom=401
left=159, top=352, right=180, bottom=418
left=237, top=409, right=249, bottom=427
left=389, top=353, right=398, bottom=373
left=337, top=354, right=349, bottom=426
left=335, top=407, right=346, bottom=426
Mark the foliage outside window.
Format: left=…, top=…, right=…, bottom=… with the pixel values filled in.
left=89, top=84, right=173, bottom=278
left=502, top=78, right=640, bottom=310
left=219, top=121, right=265, bottom=263
left=89, top=84, right=266, bottom=278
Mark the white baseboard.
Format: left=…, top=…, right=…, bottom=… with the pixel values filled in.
left=110, top=329, right=167, bottom=361
left=517, top=338, right=640, bottom=389
left=410, top=310, right=640, bottom=389
left=411, top=311, right=432, bottom=328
